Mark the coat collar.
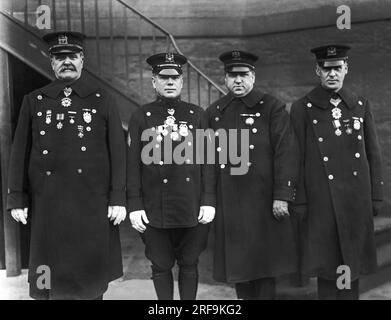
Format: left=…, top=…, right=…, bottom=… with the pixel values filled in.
left=219, top=89, right=265, bottom=112
left=306, top=85, right=357, bottom=110
left=41, top=73, right=96, bottom=99
left=155, top=96, right=181, bottom=108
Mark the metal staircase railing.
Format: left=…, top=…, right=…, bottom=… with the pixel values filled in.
left=1, top=0, right=226, bottom=107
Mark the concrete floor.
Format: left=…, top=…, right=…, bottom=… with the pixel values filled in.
left=2, top=270, right=391, bottom=300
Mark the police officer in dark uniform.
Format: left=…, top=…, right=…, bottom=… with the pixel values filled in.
left=7, top=31, right=126, bottom=300
left=290, top=45, right=383, bottom=300
left=205, top=51, right=299, bottom=300
left=127, top=52, right=216, bottom=300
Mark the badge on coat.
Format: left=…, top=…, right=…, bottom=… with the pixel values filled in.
left=83, top=112, right=92, bottom=124
left=46, top=110, right=52, bottom=124
left=61, top=97, right=72, bottom=107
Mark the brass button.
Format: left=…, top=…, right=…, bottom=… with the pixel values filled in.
left=217, top=147, right=222, bottom=152
left=328, top=174, right=334, bottom=180
left=220, top=164, right=225, bottom=169
left=81, top=146, right=86, bottom=152
left=42, top=150, right=48, bottom=155
left=323, top=156, right=329, bottom=162
left=163, top=179, right=168, bottom=184
left=37, top=95, right=42, bottom=100
left=146, top=112, right=151, bottom=116
left=96, top=93, right=101, bottom=97
left=249, top=145, right=255, bottom=150
left=46, top=171, right=51, bottom=176
left=313, top=119, right=318, bottom=124
left=318, top=137, right=324, bottom=142
left=40, top=131, right=45, bottom=136
left=307, top=103, right=312, bottom=108
left=353, top=171, right=358, bottom=176
left=159, top=161, right=164, bottom=166
left=355, top=153, right=360, bottom=158
left=252, top=128, right=258, bottom=134
left=77, top=169, right=82, bottom=174
left=186, top=177, right=190, bottom=182
left=37, top=112, right=42, bottom=117
left=215, top=117, right=219, bottom=122
left=190, top=110, right=194, bottom=114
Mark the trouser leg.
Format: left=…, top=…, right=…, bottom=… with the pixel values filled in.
left=178, top=265, right=198, bottom=300
left=235, top=282, right=253, bottom=300
left=252, top=278, right=276, bottom=300
left=175, top=224, right=210, bottom=300
left=317, top=277, right=338, bottom=300
left=141, top=227, right=175, bottom=300
left=337, top=279, right=359, bottom=300
left=151, top=266, right=174, bottom=300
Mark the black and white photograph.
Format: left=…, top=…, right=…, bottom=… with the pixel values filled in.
left=0, top=0, right=390, bottom=306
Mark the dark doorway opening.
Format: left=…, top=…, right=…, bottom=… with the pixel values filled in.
left=9, top=54, right=51, bottom=268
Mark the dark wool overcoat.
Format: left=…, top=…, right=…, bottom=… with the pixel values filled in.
left=290, top=85, right=383, bottom=280
left=7, top=74, right=126, bottom=299
left=206, top=89, right=299, bottom=283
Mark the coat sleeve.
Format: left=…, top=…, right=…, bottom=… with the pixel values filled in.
left=7, top=95, right=32, bottom=210
left=289, top=101, right=307, bottom=206
left=126, top=110, right=145, bottom=212
left=199, top=108, right=216, bottom=207
left=363, top=99, right=383, bottom=201
left=107, top=95, right=126, bottom=206
left=269, top=100, right=300, bottom=202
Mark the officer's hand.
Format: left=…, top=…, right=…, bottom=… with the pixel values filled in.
left=273, top=200, right=289, bottom=221
left=129, top=210, right=149, bottom=233
left=11, top=208, right=28, bottom=225
left=198, top=206, right=216, bottom=224
left=108, top=206, right=127, bottom=225
left=373, top=200, right=383, bottom=217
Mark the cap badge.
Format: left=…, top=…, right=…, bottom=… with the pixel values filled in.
left=58, top=35, right=68, bottom=45
left=232, top=51, right=241, bottom=59
left=165, top=53, right=174, bottom=62
left=327, top=47, right=337, bottom=56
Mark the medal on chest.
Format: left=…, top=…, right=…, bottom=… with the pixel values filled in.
left=78, top=125, right=84, bottom=138
left=56, top=113, right=64, bottom=129
left=155, top=108, right=181, bottom=142
left=330, top=98, right=343, bottom=136
left=61, top=87, right=72, bottom=107
left=46, top=110, right=52, bottom=124
left=240, top=113, right=261, bottom=126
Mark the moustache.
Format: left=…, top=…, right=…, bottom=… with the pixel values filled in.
left=60, top=65, right=76, bottom=72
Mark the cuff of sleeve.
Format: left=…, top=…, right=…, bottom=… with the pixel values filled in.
left=201, top=192, right=216, bottom=208
left=127, top=197, right=145, bottom=212
left=109, top=190, right=126, bottom=207
left=273, top=185, right=295, bottom=202
left=7, top=192, right=29, bottom=210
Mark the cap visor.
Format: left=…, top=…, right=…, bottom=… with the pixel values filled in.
left=157, top=68, right=181, bottom=76
left=322, top=60, right=346, bottom=67
left=226, top=65, right=253, bottom=72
